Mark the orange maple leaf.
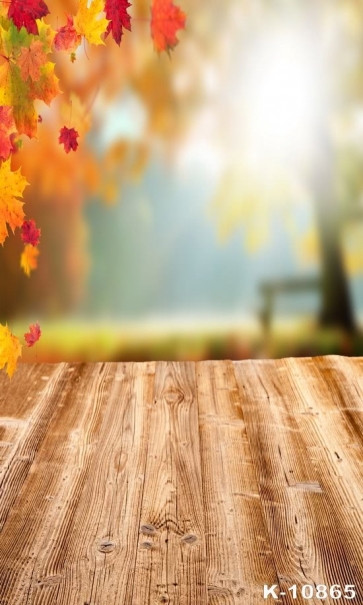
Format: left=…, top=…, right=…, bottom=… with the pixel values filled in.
left=18, top=40, right=48, bottom=82
left=54, top=14, right=81, bottom=52
left=0, top=106, right=17, bottom=160
left=0, top=158, right=27, bottom=245
left=151, top=0, right=186, bottom=52
left=20, top=243, right=39, bottom=276
left=0, top=323, right=22, bottom=378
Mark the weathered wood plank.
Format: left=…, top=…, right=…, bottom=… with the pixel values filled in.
left=6, top=361, right=155, bottom=605
left=0, top=362, right=111, bottom=603
left=317, top=355, right=363, bottom=410
left=282, top=357, right=363, bottom=593
left=0, top=363, right=59, bottom=419
left=1, top=359, right=363, bottom=605
left=132, top=361, right=207, bottom=605
left=0, top=364, right=54, bottom=487
left=46, top=361, right=156, bottom=605
left=234, top=360, right=320, bottom=489
left=316, top=356, right=363, bottom=440
left=234, top=359, right=363, bottom=604
left=0, top=363, right=69, bottom=531
left=197, top=360, right=278, bottom=604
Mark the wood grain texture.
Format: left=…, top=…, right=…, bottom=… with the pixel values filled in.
left=0, top=358, right=363, bottom=604
left=0, top=363, right=68, bottom=532
left=234, top=358, right=363, bottom=604
left=197, top=360, right=277, bottom=604
left=133, top=361, right=206, bottom=605
left=285, top=358, right=363, bottom=587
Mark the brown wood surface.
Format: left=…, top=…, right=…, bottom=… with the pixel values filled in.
left=0, top=357, right=363, bottom=604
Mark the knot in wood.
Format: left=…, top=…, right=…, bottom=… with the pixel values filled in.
left=181, top=533, right=197, bottom=544
left=208, top=586, right=233, bottom=597
left=140, top=523, right=157, bottom=536
left=37, top=575, right=62, bottom=586
left=164, top=388, right=184, bottom=406
left=97, top=539, right=116, bottom=553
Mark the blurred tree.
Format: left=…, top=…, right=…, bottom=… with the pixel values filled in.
left=0, top=0, right=201, bottom=320
left=312, top=134, right=355, bottom=331
left=211, top=1, right=363, bottom=332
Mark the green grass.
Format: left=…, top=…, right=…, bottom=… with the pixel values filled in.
left=12, top=316, right=363, bottom=363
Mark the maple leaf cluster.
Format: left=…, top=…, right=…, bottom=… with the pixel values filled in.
left=0, top=0, right=186, bottom=376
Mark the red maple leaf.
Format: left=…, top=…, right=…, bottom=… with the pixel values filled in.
left=150, top=0, right=186, bottom=52
left=24, top=322, right=41, bottom=347
left=59, top=126, right=79, bottom=153
left=104, top=0, right=131, bottom=46
left=8, top=0, right=50, bottom=36
left=21, top=219, right=41, bottom=246
left=54, top=14, right=82, bottom=52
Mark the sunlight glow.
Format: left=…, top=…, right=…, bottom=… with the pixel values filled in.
left=237, top=21, right=328, bottom=180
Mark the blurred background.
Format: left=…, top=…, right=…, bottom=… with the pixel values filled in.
left=2, top=0, right=363, bottom=361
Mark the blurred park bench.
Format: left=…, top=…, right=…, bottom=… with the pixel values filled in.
left=259, top=276, right=322, bottom=332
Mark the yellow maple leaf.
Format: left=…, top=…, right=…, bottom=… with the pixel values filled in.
left=0, top=158, right=28, bottom=245
left=21, top=244, right=39, bottom=276
left=74, top=0, right=110, bottom=46
left=0, top=324, right=21, bottom=378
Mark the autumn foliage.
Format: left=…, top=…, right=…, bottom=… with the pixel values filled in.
left=105, top=0, right=131, bottom=45
left=59, top=126, right=79, bottom=152
left=0, top=0, right=186, bottom=376
left=24, top=322, right=41, bottom=347
left=151, top=0, right=186, bottom=52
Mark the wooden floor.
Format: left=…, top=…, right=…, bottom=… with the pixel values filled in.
left=1, top=358, right=363, bottom=604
